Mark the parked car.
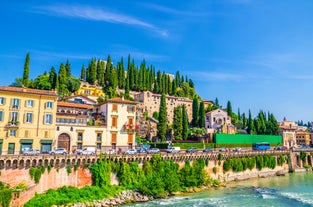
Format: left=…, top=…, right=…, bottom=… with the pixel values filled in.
left=103, top=149, right=116, bottom=155
left=274, top=146, right=284, bottom=150
left=22, top=149, right=40, bottom=155
left=76, top=147, right=96, bottom=155
left=147, top=148, right=160, bottom=154
left=49, top=148, right=67, bottom=155
left=203, top=148, right=213, bottom=153
left=166, top=147, right=181, bottom=153
left=123, top=149, right=137, bottom=155
left=219, top=148, right=227, bottom=152
left=186, top=147, right=198, bottom=153
left=136, top=147, right=147, bottom=153
left=300, top=145, right=311, bottom=149
left=233, top=147, right=242, bottom=152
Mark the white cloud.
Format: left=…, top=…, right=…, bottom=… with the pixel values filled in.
left=141, top=3, right=209, bottom=17
left=32, top=4, right=168, bottom=37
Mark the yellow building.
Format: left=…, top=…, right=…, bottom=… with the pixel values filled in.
left=75, top=82, right=105, bottom=100
left=0, top=86, right=57, bottom=155
left=296, top=131, right=311, bottom=146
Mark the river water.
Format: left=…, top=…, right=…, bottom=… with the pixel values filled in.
left=124, top=173, right=313, bottom=207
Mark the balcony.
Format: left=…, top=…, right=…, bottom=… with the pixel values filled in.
left=6, top=121, right=20, bottom=128
left=124, top=123, right=139, bottom=132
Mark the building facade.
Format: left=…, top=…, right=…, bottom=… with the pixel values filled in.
left=0, top=86, right=57, bottom=155
left=55, top=97, right=137, bottom=154
left=205, top=109, right=236, bottom=134
left=279, top=119, right=298, bottom=148
left=134, top=91, right=194, bottom=123
left=75, top=82, right=105, bottom=101
left=295, top=131, right=312, bottom=146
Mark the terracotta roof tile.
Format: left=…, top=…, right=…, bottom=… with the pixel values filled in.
left=0, top=86, right=57, bottom=96
left=57, top=102, right=93, bottom=109
left=107, top=97, right=137, bottom=105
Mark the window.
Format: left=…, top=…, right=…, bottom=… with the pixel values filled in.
left=127, top=106, right=135, bottom=113
left=128, top=134, right=133, bottom=143
left=112, top=116, right=117, bottom=127
left=10, top=129, right=17, bottom=137
left=27, top=100, right=34, bottom=107
left=46, top=101, right=53, bottom=109
left=12, top=98, right=19, bottom=109
left=26, top=113, right=33, bottom=123
left=112, top=104, right=118, bottom=112
left=97, top=133, right=102, bottom=142
left=11, top=112, right=18, bottom=122
left=97, top=143, right=101, bottom=150
left=45, top=114, right=52, bottom=124
left=77, top=143, right=82, bottom=150
left=111, top=133, right=117, bottom=143
left=77, top=132, right=83, bottom=141
left=0, top=111, right=3, bottom=122
left=0, top=97, right=5, bottom=105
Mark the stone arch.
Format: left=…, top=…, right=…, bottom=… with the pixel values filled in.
left=19, top=160, right=24, bottom=169
left=5, top=160, right=11, bottom=169
left=31, top=159, right=37, bottom=167
left=12, top=160, right=18, bottom=169
left=57, top=133, right=71, bottom=153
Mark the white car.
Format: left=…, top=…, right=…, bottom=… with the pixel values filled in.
left=123, top=149, right=137, bottom=155
left=49, top=148, right=67, bottom=155
left=103, top=149, right=116, bottom=155
left=76, top=147, right=96, bottom=155
left=22, top=149, right=40, bottom=155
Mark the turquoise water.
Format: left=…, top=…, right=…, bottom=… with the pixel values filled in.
left=125, top=173, right=313, bottom=207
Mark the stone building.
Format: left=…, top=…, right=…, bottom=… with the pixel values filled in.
left=134, top=91, right=194, bottom=123
left=0, top=86, right=58, bottom=154
left=279, top=119, right=298, bottom=149
left=205, top=109, right=236, bottom=134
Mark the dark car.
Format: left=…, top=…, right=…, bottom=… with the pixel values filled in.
left=274, top=146, right=284, bottom=150
left=136, top=147, right=147, bottom=153
left=186, top=147, right=198, bottom=153
left=203, top=148, right=213, bottom=153
left=219, top=148, right=227, bottom=152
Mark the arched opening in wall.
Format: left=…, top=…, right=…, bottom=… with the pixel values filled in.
left=57, top=133, right=71, bottom=153
left=0, top=160, right=4, bottom=170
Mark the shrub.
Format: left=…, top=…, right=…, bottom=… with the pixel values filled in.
left=213, top=167, right=217, bottom=174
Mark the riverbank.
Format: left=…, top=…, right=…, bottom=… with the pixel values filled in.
left=65, top=166, right=290, bottom=207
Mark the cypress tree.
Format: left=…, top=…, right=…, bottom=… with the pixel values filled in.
left=198, top=101, right=205, bottom=128
left=182, top=104, right=189, bottom=140
left=247, top=110, right=254, bottom=134
left=175, top=71, right=180, bottom=87
left=117, top=58, right=125, bottom=89
left=49, top=66, right=57, bottom=89
left=22, top=52, right=30, bottom=87
left=89, top=58, right=97, bottom=85
left=214, top=97, right=219, bottom=107
left=58, top=63, right=67, bottom=96
left=65, top=59, right=71, bottom=77
left=173, top=106, right=183, bottom=140
left=192, top=98, right=199, bottom=127
left=227, top=101, right=232, bottom=116
left=242, top=113, right=247, bottom=129
left=124, top=77, right=130, bottom=99
left=157, top=93, right=167, bottom=140
left=238, top=108, right=241, bottom=121
left=97, top=60, right=105, bottom=86
left=80, top=64, right=86, bottom=80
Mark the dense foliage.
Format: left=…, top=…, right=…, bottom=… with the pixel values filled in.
left=157, top=93, right=167, bottom=140
left=0, top=182, right=12, bottom=207
left=223, top=155, right=281, bottom=172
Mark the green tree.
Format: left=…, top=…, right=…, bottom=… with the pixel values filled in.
left=227, top=100, right=232, bottom=116
left=88, top=58, right=97, bottom=85
left=65, top=59, right=71, bottom=77
left=198, top=101, right=205, bottom=128
left=22, top=52, right=30, bottom=87
left=182, top=104, right=189, bottom=140
left=33, top=72, right=51, bottom=90
left=157, top=93, right=167, bottom=140
left=49, top=66, right=57, bottom=89
left=247, top=110, right=254, bottom=134
left=192, top=98, right=199, bottom=127
left=66, top=77, right=81, bottom=94
left=80, top=64, right=86, bottom=80
left=173, top=106, right=183, bottom=140
left=214, top=97, right=219, bottom=107
left=97, top=60, right=105, bottom=86
left=58, top=63, right=68, bottom=96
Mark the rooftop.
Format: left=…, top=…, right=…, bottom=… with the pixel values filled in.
left=57, top=102, right=93, bottom=109
left=0, top=86, right=57, bottom=96
left=106, top=97, right=137, bottom=105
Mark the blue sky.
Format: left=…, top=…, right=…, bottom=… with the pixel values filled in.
left=1, top=0, right=313, bottom=123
